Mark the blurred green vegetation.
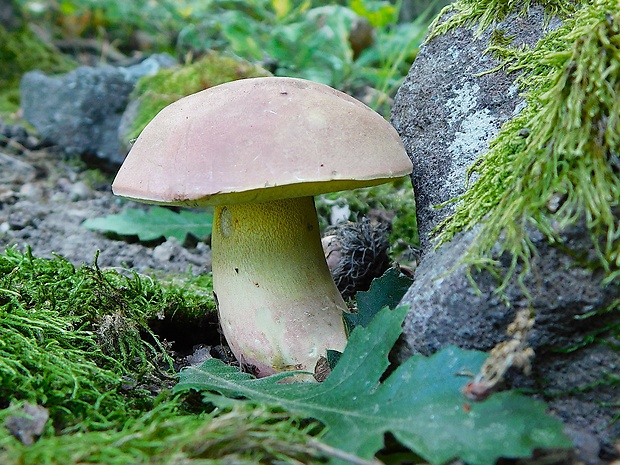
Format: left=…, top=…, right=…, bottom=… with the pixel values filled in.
left=1, top=0, right=436, bottom=253
left=13, top=0, right=441, bottom=110
left=0, top=19, right=75, bottom=118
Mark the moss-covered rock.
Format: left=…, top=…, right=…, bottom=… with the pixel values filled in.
left=433, top=0, right=620, bottom=285
left=392, top=0, right=620, bottom=456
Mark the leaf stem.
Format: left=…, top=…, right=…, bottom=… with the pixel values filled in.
left=307, top=439, right=385, bottom=465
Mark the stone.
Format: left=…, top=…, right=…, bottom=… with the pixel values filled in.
left=390, top=5, right=620, bottom=457
left=391, top=6, right=561, bottom=254
left=20, top=54, right=177, bottom=165
left=397, top=222, right=619, bottom=358
left=4, top=403, right=49, bottom=446
left=0, top=121, right=42, bottom=150
left=0, top=0, right=21, bottom=31
left=18, top=183, right=44, bottom=202
left=121, top=53, right=177, bottom=83
left=68, top=181, right=92, bottom=202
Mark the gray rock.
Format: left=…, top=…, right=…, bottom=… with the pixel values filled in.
left=391, top=6, right=561, bottom=254
left=20, top=66, right=132, bottom=164
left=20, top=54, right=176, bottom=165
left=121, top=53, right=177, bottom=82
left=391, top=5, right=620, bottom=456
left=398, top=222, right=619, bottom=358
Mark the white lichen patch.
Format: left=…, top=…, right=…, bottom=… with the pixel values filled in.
left=446, top=107, right=495, bottom=191
left=445, top=81, right=481, bottom=127
left=448, top=108, right=495, bottom=159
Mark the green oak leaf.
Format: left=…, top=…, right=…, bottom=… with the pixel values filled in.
left=344, top=266, right=413, bottom=333
left=174, top=305, right=571, bottom=465
left=83, top=206, right=213, bottom=242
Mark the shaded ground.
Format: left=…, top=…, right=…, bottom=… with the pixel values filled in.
left=0, top=142, right=212, bottom=277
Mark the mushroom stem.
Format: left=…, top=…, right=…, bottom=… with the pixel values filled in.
left=212, top=196, right=348, bottom=378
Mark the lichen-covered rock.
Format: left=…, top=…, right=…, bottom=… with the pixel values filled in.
left=391, top=5, right=561, bottom=254
left=19, top=54, right=176, bottom=165
left=391, top=3, right=620, bottom=458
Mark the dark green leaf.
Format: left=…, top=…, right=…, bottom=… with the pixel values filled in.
left=82, top=206, right=213, bottom=242
left=344, top=267, right=413, bottom=333
left=174, top=305, right=571, bottom=465
left=326, top=349, right=342, bottom=370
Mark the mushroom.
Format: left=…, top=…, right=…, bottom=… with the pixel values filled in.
left=112, top=77, right=412, bottom=378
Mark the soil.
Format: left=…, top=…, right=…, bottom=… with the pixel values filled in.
left=0, top=142, right=212, bottom=277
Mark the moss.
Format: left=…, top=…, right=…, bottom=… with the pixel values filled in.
left=427, top=0, right=581, bottom=39
left=0, top=25, right=75, bottom=119
left=125, top=53, right=270, bottom=142
left=0, top=248, right=327, bottom=464
left=0, top=400, right=325, bottom=465
left=0, top=247, right=214, bottom=432
left=432, top=1, right=620, bottom=289
left=82, top=167, right=115, bottom=191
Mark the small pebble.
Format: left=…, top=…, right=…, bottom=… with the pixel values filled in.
left=185, top=345, right=212, bottom=367
left=19, top=183, right=44, bottom=202
left=5, top=403, right=49, bottom=446
left=564, top=426, right=601, bottom=465
left=152, top=238, right=179, bottom=262
left=68, top=181, right=91, bottom=201
left=8, top=211, right=32, bottom=230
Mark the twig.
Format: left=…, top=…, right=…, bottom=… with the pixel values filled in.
left=462, top=308, right=535, bottom=401
left=0, top=134, right=31, bottom=155
left=54, top=37, right=129, bottom=63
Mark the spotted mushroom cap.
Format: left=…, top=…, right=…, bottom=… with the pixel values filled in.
left=112, top=77, right=412, bottom=206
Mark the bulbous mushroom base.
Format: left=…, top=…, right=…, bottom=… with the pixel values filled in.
left=211, top=196, right=348, bottom=378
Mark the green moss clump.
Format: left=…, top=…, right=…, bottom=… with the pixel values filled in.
left=0, top=25, right=75, bottom=118
left=125, top=53, right=270, bottom=143
left=1, top=401, right=325, bottom=465
left=427, top=0, right=581, bottom=39
left=0, top=247, right=328, bottom=464
left=0, top=247, right=214, bottom=432
left=434, top=1, right=620, bottom=288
